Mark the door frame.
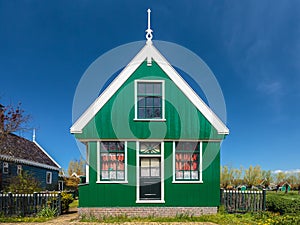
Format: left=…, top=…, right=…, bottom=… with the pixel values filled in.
left=136, top=141, right=165, bottom=203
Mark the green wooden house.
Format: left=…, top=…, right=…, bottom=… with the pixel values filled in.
left=71, top=10, right=229, bottom=217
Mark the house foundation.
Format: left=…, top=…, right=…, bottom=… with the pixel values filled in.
left=78, top=207, right=217, bottom=218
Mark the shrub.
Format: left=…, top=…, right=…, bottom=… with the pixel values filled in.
left=5, top=171, right=41, bottom=194
left=266, top=194, right=300, bottom=215
left=37, top=207, right=58, bottom=218
left=61, top=192, right=74, bottom=213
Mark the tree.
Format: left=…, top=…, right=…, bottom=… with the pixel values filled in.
left=0, top=102, right=30, bottom=137
left=243, top=165, right=262, bottom=188
left=220, top=165, right=234, bottom=188
left=67, top=158, right=85, bottom=176
left=276, top=171, right=286, bottom=184
left=286, top=173, right=297, bottom=189
left=261, top=170, right=273, bottom=187
left=232, top=167, right=243, bottom=186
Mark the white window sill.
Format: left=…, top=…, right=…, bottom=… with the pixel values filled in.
left=134, top=119, right=166, bottom=122
left=172, top=180, right=203, bottom=184
left=136, top=200, right=165, bottom=204
left=78, top=183, right=89, bottom=186
left=96, top=181, right=128, bottom=184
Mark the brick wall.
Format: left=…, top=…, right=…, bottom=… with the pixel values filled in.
left=78, top=207, right=217, bottom=218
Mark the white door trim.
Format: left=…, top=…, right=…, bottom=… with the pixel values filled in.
left=136, top=141, right=165, bottom=203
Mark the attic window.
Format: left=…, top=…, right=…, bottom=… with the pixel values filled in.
left=135, top=80, right=165, bottom=120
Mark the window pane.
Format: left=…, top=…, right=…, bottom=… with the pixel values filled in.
left=146, top=108, right=153, bottom=118
left=117, top=142, right=125, bottom=151
left=153, top=108, right=161, bottom=118
left=101, top=142, right=110, bottom=151
left=117, top=171, right=125, bottom=180
left=138, top=83, right=145, bottom=94
left=153, top=97, right=161, bottom=107
left=151, top=158, right=160, bottom=167
left=153, top=83, right=161, bottom=95
left=102, top=171, right=109, bottom=179
left=146, top=97, right=153, bottom=107
left=192, top=171, right=199, bottom=179
left=184, top=171, right=190, bottom=179
left=141, top=158, right=150, bottom=167
left=145, top=83, right=153, bottom=94
left=138, top=108, right=145, bottom=118
left=110, top=171, right=116, bottom=179
left=138, top=97, right=145, bottom=106
left=141, top=168, right=150, bottom=177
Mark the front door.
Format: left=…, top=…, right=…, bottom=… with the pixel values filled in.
left=139, top=157, right=161, bottom=200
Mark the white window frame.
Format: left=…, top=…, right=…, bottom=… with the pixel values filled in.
left=172, top=141, right=203, bottom=184
left=3, top=162, right=8, bottom=174
left=136, top=141, right=165, bottom=204
left=46, top=171, right=52, bottom=184
left=17, top=165, right=22, bottom=175
left=85, top=143, right=89, bottom=184
left=134, top=80, right=166, bottom=121
left=97, top=141, right=128, bottom=184
left=58, top=180, right=64, bottom=191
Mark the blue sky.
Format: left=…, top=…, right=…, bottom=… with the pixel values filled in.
left=0, top=1, right=299, bottom=171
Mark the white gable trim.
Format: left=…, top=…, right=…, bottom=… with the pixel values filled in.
left=70, top=43, right=229, bottom=135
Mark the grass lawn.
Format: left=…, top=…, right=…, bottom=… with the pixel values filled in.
left=267, top=190, right=300, bottom=200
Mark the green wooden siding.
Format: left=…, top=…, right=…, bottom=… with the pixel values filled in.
left=78, top=141, right=220, bottom=207
left=75, top=60, right=224, bottom=141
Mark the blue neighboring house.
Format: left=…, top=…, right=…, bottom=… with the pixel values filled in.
left=0, top=132, right=61, bottom=191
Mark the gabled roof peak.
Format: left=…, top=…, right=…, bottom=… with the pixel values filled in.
left=70, top=42, right=229, bottom=135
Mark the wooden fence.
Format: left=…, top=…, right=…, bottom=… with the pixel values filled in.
left=220, top=189, right=266, bottom=213
left=0, top=192, right=61, bottom=216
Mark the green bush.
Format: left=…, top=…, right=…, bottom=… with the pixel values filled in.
left=61, top=192, right=74, bottom=213
left=5, top=172, right=41, bottom=194
left=37, top=207, right=58, bottom=218
left=266, top=194, right=300, bottom=215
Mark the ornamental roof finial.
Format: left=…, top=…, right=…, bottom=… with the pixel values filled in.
left=145, top=9, right=153, bottom=44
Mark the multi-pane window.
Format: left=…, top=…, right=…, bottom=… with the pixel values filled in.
left=3, top=162, right=8, bottom=174
left=136, top=81, right=163, bottom=119
left=46, top=171, right=52, bottom=184
left=174, top=142, right=200, bottom=181
left=17, top=165, right=22, bottom=175
left=100, top=141, right=125, bottom=181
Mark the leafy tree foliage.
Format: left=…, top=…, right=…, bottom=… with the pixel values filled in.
left=221, top=165, right=300, bottom=190
left=67, top=158, right=85, bottom=176
left=276, top=172, right=286, bottom=183
left=220, top=165, right=234, bottom=188
left=243, top=165, right=262, bottom=187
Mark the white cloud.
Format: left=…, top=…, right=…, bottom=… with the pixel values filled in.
left=272, top=169, right=300, bottom=174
